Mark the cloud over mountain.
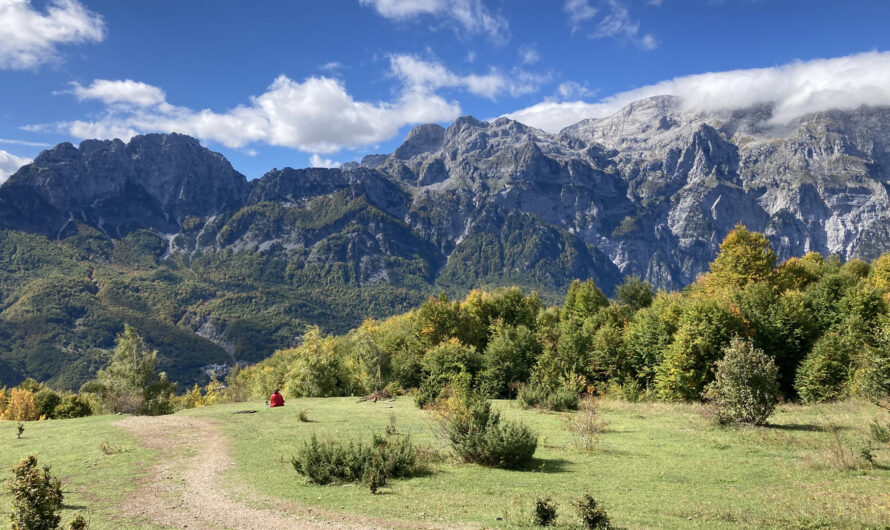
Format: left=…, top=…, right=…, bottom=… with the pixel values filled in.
left=0, top=149, right=30, bottom=183
left=506, top=50, right=890, bottom=132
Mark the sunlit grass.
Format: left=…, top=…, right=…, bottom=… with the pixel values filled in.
left=183, top=398, right=890, bottom=528
left=0, top=414, right=160, bottom=529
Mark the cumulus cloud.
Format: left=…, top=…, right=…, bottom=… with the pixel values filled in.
left=29, top=73, right=462, bottom=154
left=0, top=0, right=105, bottom=70
left=359, top=0, right=508, bottom=42
left=0, top=149, right=31, bottom=184
left=70, top=79, right=167, bottom=107
left=504, top=50, right=890, bottom=133
left=390, top=53, right=547, bottom=99
left=565, top=0, right=657, bottom=50
left=309, top=154, right=342, bottom=168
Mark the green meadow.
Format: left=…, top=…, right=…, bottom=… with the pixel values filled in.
left=4, top=397, right=886, bottom=528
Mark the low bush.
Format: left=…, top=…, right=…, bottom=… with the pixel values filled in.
left=53, top=395, right=93, bottom=419
left=517, top=381, right=579, bottom=411
left=6, top=455, right=63, bottom=530
left=574, top=494, right=611, bottom=529
left=440, top=398, right=537, bottom=469
left=532, top=497, right=557, bottom=526
left=703, top=337, right=780, bottom=425
left=291, top=430, right=424, bottom=488
left=564, top=397, right=607, bottom=452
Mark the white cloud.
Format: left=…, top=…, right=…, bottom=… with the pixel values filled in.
left=556, top=81, right=597, bottom=100
left=0, top=0, right=105, bottom=70
left=30, top=73, right=462, bottom=154
left=564, top=0, right=598, bottom=34
left=320, top=61, right=344, bottom=71
left=71, top=79, right=167, bottom=107
left=565, top=0, right=657, bottom=50
left=519, top=44, right=540, bottom=65
left=309, top=154, right=342, bottom=168
left=638, top=33, right=658, bottom=51
left=359, top=0, right=508, bottom=42
left=505, top=51, right=890, bottom=132
left=389, top=54, right=547, bottom=100
left=0, top=149, right=31, bottom=184
left=0, top=138, right=50, bottom=147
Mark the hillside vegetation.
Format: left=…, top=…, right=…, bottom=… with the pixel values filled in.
left=230, top=225, right=890, bottom=408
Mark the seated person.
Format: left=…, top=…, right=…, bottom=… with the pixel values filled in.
left=269, top=389, right=285, bottom=407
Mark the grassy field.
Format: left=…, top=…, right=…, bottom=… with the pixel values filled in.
left=0, top=414, right=160, bottom=529
left=1, top=399, right=889, bottom=528
left=181, top=398, right=890, bottom=529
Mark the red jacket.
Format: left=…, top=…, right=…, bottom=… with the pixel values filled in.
left=269, top=392, right=284, bottom=407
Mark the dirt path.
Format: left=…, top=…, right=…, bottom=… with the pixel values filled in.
left=113, top=415, right=436, bottom=530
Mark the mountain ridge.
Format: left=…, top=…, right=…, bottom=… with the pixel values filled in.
left=2, top=95, right=890, bottom=389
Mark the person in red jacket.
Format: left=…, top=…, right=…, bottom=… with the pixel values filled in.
left=269, top=389, right=285, bottom=407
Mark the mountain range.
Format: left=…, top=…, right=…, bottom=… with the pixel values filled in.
left=1, top=94, right=889, bottom=389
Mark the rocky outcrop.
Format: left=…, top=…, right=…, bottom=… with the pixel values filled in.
left=4, top=97, right=890, bottom=293
left=2, top=133, right=248, bottom=238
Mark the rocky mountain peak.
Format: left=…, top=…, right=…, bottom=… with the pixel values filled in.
left=2, top=133, right=248, bottom=237
left=392, top=123, right=445, bottom=160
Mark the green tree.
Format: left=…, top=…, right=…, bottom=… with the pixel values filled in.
left=622, top=292, right=684, bottom=389
left=562, top=279, right=609, bottom=321
left=655, top=300, right=743, bottom=401
left=709, top=224, right=777, bottom=289
left=91, top=324, right=174, bottom=415
left=416, top=339, right=480, bottom=407
left=283, top=327, right=358, bottom=398
left=478, top=323, right=541, bottom=398
left=615, top=275, right=655, bottom=312
left=795, top=329, right=860, bottom=403
left=868, top=252, right=890, bottom=292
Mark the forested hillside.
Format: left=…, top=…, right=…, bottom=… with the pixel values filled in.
left=230, top=226, right=890, bottom=406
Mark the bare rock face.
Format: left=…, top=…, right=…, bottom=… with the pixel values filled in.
left=4, top=96, right=890, bottom=293
left=2, top=133, right=248, bottom=237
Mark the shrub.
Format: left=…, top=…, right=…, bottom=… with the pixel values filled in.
left=703, top=337, right=780, bottom=425
left=67, top=514, right=88, bottom=530
left=291, top=430, right=423, bottom=487
left=6, top=455, right=63, bottom=530
left=297, top=409, right=310, bottom=422
left=517, top=380, right=579, bottom=411
left=574, top=494, right=611, bottom=529
left=53, top=395, right=93, bottom=419
left=1, top=388, right=39, bottom=421
left=440, top=398, right=537, bottom=469
left=34, top=390, right=61, bottom=420
left=870, top=419, right=890, bottom=445
left=532, top=497, right=557, bottom=526
left=564, top=397, right=607, bottom=452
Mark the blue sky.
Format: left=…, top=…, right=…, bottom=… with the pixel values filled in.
left=2, top=0, right=890, bottom=180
